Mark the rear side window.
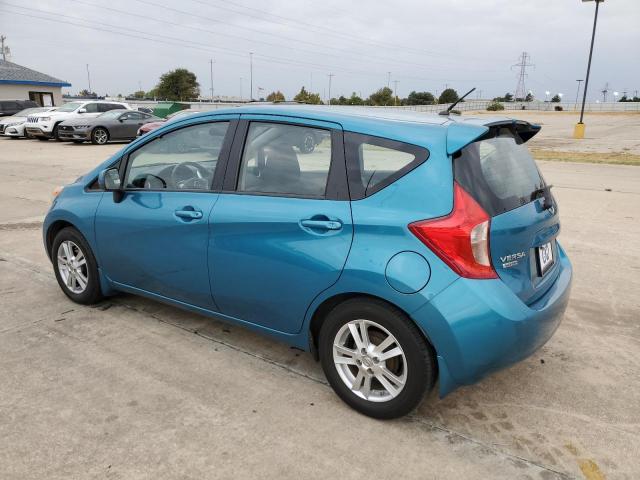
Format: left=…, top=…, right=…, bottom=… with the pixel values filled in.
left=345, top=132, right=429, bottom=199
left=84, top=103, right=100, bottom=113
left=237, top=122, right=332, bottom=198
left=454, top=129, right=545, bottom=216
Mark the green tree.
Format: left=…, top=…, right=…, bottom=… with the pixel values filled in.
left=487, top=101, right=505, bottom=111
left=348, top=92, right=364, bottom=105
left=407, top=91, right=435, bottom=105
left=438, top=88, right=459, bottom=104
left=551, top=94, right=561, bottom=103
left=493, top=92, right=514, bottom=102
left=266, top=90, right=286, bottom=102
left=132, top=90, right=145, bottom=99
left=368, top=87, right=394, bottom=106
left=525, top=92, right=534, bottom=102
left=78, top=89, right=97, bottom=98
left=155, top=68, right=200, bottom=101
left=293, top=86, right=323, bottom=104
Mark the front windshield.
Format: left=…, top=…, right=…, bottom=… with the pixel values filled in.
left=56, top=102, right=84, bottom=112
left=17, top=107, right=50, bottom=116
left=98, top=110, right=125, bottom=119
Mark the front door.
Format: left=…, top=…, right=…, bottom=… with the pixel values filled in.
left=95, top=117, right=237, bottom=309
left=209, top=118, right=353, bottom=334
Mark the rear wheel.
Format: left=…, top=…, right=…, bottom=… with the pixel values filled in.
left=319, top=298, right=435, bottom=419
left=72, top=140, right=85, bottom=144
left=37, top=137, right=49, bottom=141
left=52, top=227, right=103, bottom=304
left=91, top=127, right=109, bottom=145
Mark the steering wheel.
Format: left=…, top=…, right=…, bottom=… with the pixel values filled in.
left=170, top=161, right=210, bottom=189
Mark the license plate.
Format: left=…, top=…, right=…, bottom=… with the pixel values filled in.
left=537, top=242, right=554, bottom=276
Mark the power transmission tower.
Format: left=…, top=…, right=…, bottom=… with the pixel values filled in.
left=512, top=52, right=534, bottom=101
left=601, top=82, right=609, bottom=102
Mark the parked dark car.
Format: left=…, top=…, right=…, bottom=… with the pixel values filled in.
left=0, top=99, right=38, bottom=117
left=58, top=110, right=161, bottom=144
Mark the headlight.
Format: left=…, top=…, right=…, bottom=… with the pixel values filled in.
left=52, top=185, right=64, bottom=201
left=7, top=121, right=23, bottom=127
left=40, top=117, right=51, bottom=121
left=74, top=125, right=91, bottom=129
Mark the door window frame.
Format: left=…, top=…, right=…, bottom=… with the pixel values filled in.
left=222, top=117, right=349, bottom=201
left=116, top=117, right=239, bottom=193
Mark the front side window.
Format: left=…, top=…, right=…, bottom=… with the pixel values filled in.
left=124, top=121, right=229, bottom=191
left=345, top=133, right=429, bottom=199
left=84, top=103, right=100, bottom=113
left=237, top=122, right=332, bottom=197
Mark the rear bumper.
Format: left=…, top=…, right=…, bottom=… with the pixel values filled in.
left=412, top=243, right=572, bottom=396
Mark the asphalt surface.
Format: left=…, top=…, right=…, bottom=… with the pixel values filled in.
left=0, top=137, right=638, bottom=479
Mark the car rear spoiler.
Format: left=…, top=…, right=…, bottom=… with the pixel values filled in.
left=446, top=119, right=541, bottom=155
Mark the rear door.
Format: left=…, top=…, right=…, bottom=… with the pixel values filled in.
left=208, top=116, right=353, bottom=334
left=454, top=124, right=560, bottom=304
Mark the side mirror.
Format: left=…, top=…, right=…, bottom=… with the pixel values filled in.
left=98, top=167, right=121, bottom=191
left=98, top=168, right=125, bottom=203
left=78, top=108, right=87, bottom=114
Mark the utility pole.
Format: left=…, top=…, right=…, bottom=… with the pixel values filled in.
left=249, top=52, right=253, bottom=102
left=387, top=72, right=391, bottom=89
left=209, top=59, right=215, bottom=102
left=310, top=72, right=313, bottom=92
left=393, top=80, right=399, bottom=106
left=1, top=35, right=6, bottom=61
left=574, top=79, right=584, bottom=110
left=512, top=52, right=534, bottom=101
left=328, top=73, right=334, bottom=104
left=575, top=0, right=604, bottom=138
left=239, top=77, right=243, bottom=102
left=86, top=64, right=92, bottom=94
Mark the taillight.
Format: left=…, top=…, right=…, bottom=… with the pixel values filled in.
left=408, top=182, right=497, bottom=279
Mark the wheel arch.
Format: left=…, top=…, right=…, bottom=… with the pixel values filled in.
left=45, top=220, right=76, bottom=259
left=308, top=292, right=438, bottom=371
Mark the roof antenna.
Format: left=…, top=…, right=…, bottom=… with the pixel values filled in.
left=439, top=87, right=476, bottom=116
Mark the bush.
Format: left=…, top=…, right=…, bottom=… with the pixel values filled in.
left=487, top=101, right=505, bottom=111
left=554, top=105, right=564, bottom=111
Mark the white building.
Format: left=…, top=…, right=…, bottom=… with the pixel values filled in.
left=0, top=60, right=71, bottom=107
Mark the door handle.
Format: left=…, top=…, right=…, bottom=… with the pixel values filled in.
left=175, top=209, right=203, bottom=220
left=300, top=219, right=342, bottom=230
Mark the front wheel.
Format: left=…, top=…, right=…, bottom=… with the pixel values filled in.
left=319, top=298, right=436, bottom=419
left=52, top=227, right=103, bottom=304
left=91, top=127, right=109, bottom=145
left=53, top=123, right=63, bottom=141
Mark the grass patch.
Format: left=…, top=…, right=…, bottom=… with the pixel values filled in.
left=530, top=149, right=640, bottom=166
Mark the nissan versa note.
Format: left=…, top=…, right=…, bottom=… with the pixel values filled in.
left=43, top=105, right=572, bottom=419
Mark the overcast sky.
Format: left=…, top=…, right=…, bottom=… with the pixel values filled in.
left=1, top=0, right=639, bottom=101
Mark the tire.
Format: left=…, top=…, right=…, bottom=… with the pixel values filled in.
left=52, top=227, right=103, bottom=305
left=299, top=131, right=316, bottom=154
left=91, top=127, right=109, bottom=145
left=319, top=298, right=435, bottom=419
left=53, top=123, right=63, bottom=141
left=72, top=140, right=85, bottom=144
left=37, top=137, right=49, bottom=141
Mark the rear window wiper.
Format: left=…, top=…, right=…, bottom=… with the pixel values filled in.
left=531, top=184, right=554, bottom=210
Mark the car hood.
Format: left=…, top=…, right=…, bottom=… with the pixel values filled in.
left=0, top=115, right=28, bottom=124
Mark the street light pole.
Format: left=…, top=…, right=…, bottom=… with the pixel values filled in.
left=209, top=59, right=215, bottom=102
left=575, top=0, right=604, bottom=139
left=249, top=52, right=253, bottom=102
left=574, top=79, right=584, bottom=110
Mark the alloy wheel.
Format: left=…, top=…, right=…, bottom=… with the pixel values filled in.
left=94, top=129, right=108, bottom=144
left=333, top=319, right=407, bottom=402
left=57, top=240, right=89, bottom=294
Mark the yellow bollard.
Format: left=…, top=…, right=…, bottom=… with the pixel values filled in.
left=573, top=122, right=586, bottom=139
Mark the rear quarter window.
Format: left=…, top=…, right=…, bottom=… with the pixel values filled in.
left=345, top=132, right=429, bottom=199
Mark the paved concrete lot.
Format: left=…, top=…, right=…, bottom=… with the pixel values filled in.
left=1, top=135, right=639, bottom=479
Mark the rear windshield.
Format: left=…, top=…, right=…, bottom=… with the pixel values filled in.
left=454, top=128, right=545, bottom=216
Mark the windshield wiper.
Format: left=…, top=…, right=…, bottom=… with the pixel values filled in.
left=531, top=184, right=554, bottom=210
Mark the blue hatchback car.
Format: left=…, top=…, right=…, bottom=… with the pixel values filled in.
left=44, top=105, right=572, bottom=419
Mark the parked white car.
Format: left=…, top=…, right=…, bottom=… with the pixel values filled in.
left=0, top=107, right=57, bottom=138
left=25, top=101, right=131, bottom=141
